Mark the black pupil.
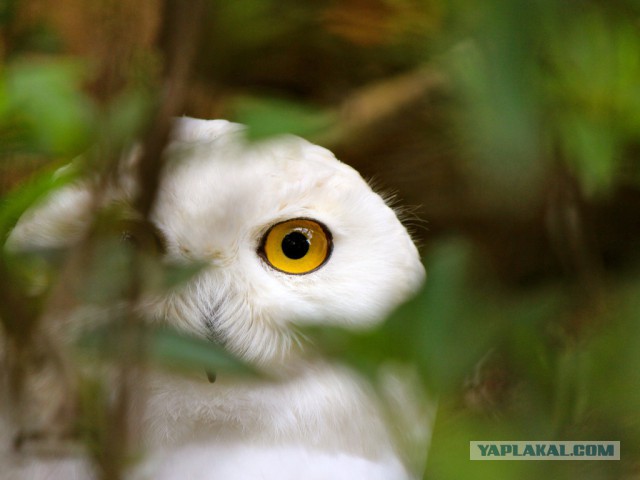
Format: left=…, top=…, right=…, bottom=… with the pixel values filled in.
left=281, top=231, right=310, bottom=260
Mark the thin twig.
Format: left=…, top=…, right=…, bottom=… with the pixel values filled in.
left=134, top=0, right=207, bottom=219
left=100, top=1, right=206, bottom=479
left=322, top=66, right=447, bottom=149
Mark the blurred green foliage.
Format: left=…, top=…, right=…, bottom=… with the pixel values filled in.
left=1, top=0, right=640, bottom=479
left=446, top=0, right=640, bottom=200
left=232, top=95, right=335, bottom=141
left=0, top=60, right=95, bottom=155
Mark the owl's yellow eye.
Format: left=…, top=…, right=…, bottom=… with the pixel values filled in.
left=260, top=218, right=332, bottom=275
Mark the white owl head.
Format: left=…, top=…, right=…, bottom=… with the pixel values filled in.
left=7, top=118, right=425, bottom=365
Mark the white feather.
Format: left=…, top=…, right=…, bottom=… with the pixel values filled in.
left=2, top=118, right=428, bottom=480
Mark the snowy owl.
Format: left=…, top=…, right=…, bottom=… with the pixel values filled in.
left=1, top=118, right=427, bottom=479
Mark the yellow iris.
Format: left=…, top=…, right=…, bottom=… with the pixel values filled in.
left=260, top=218, right=332, bottom=274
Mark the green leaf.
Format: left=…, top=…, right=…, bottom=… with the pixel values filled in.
left=99, top=88, right=154, bottom=151
left=0, top=160, right=80, bottom=237
left=157, top=260, right=208, bottom=291
left=385, top=240, right=501, bottom=391
left=4, top=59, right=95, bottom=155
left=305, top=240, right=502, bottom=393
left=77, top=323, right=257, bottom=377
left=232, top=96, right=334, bottom=141
left=140, top=255, right=209, bottom=294
left=561, top=117, right=619, bottom=196
left=146, top=326, right=257, bottom=376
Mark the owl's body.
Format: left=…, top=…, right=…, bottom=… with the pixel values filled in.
left=1, top=119, right=426, bottom=479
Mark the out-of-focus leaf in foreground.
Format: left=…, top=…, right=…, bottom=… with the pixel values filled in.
left=231, top=96, right=334, bottom=141
left=0, top=160, right=80, bottom=237
left=306, top=240, right=549, bottom=392
left=1, top=60, right=95, bottom=156
left=78, top=324, right=258, bottom=377
left=445, top=0, right=546, bottom=212
left=306, top=236, right=569, bottom=399
left=546, top=11, right=640, bottom=196
left=145, top=326, right=258, bottom=376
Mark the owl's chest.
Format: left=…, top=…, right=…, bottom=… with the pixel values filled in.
left=142, top=364, right=394, bottom=459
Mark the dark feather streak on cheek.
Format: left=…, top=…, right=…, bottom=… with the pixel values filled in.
left=200, top=301, right=226, bottom=384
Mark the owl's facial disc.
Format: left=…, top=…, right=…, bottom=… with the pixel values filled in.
left=258, top=218, right=332, bottom=275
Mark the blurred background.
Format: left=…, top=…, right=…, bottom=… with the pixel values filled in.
left=1, top=0, right=640, bottom=478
